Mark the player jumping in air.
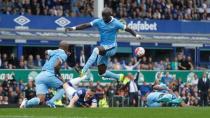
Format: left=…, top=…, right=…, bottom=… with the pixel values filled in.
left=65, top=7, right=143, bottom=84
left=20, top=41, right=70, bottom=108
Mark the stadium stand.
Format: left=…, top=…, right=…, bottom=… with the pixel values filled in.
left=1, top=0, right=209, bottom=20
left=0, top=0, right=94, bottom=17
left=105, top=0, right=210, bottom=20
left=0, top=52, right=198, bottom=70
left=0, top=69, right=201, bottom=107
left=0, top=51, right=206, bottom=107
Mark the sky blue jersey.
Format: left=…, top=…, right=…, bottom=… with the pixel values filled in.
left=147, top=92, right=163, bottom=103
left=42, top=49, right=67, bottom=74
left=90, top=17, right=126, bottom=47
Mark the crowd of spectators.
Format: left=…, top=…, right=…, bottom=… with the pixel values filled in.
left=0, top=0, right=94, bottom=17
left=0, top=51, right=205, bottom=70
left=105, top=0, right=210, bottom=20
left=0, top=53, right=44, bottom=69
left=107, top=52, right=195, bottom=71
left=0, top=0, right=209, bottom=20
left=0, top=51, right=210, bottom=107
left=0, top=75, right=31, bottom=105
left=0, top=69, right=209, bottom=107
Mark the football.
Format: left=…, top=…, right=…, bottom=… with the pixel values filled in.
left=135, top=47, right=145, bottom=57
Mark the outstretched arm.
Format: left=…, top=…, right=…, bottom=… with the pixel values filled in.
left=90, top=102, right=97, bottom=108
left=132, top=60, right=141, bottom=69
left=125, top=27, right=143, bottom=40
left=67, top=95, right=79, bottom=108
left=65, top=23, right=92, bottom=32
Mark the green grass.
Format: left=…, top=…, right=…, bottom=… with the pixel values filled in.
left=0, top=107, right=210, bottom=118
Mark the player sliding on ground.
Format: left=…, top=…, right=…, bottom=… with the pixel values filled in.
left=65, top=7, right=143, bottom=84
left=20, top=41, right=70, bottom=108
left=146, top=91, right=186, bottom=107
left=146, top=79, right=186, bottom=107
left=63, top=74, right=97, bottom=108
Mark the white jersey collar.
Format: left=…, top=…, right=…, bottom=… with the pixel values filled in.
left=108, top=16, right=114, bottom=23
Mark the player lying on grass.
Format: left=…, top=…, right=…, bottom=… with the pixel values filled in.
left=146, top=91, right=186, bottom=107
left=20, top=41, right=70, bottom=108
left=147, top=79, right=186, bottom=107
left=65, top=7, right=143, bottom=86
left=63, top=74, right=97, bottom=108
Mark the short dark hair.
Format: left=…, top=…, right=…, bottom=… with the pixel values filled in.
left=102, top=7, right=112, bottom=16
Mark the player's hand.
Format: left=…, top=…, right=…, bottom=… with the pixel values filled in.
left=65, top=27, right=74, bottom=32
left=56, top=75, right=64, bottom=82
left=136, top=34, right=143, bottom=40
left=66, top=105, right=73, bottom=108
left=59, top=77, right=64, bottom=82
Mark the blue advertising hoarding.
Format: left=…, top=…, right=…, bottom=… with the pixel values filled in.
left=127, top=20, right=210, bottom=33
left=0, top=14, right=209, bottom=34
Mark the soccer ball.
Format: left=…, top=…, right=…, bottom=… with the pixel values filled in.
left=135, top=47, right=145, bottom=57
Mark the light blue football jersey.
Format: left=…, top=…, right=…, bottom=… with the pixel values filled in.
left=147, top=92, right=163, bottom=103
left=90, top=17, right=125, bottom=47
left=42, top=49, right=67, bottom=74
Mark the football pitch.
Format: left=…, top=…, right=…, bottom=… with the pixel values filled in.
left=0, top=107, right=210, bottom=118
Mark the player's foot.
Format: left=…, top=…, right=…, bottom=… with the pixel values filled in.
left=19, top=98, right=27, bottom=108
left=74, top=66, right=86, bottom=77
left=119, top=74, right=124, bottom=82
left=46, top=101, right=56, bottom=108
left=85, top=70, right=93, bottom=81
left=169, top=98, right=183, bottom=104
left=119, top=74, right=130, bottom=85
left=122, top=76, right=130, bottom=85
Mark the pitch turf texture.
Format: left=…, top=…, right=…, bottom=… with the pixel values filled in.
left=0, top=108, right=210, bottom=118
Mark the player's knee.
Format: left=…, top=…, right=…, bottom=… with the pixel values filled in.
left=63, top=82, right=71, bottom=90
left=63, top=83, right=68, bottom=89
left=98, top=68, right=106, bottom=76
left=98, top=64, right=106, bottom=76
left=93, top=47, right=99, bottom=55
left=98, top=71, right=106, bottom=76
left=97, top=46, right=106, bottom=55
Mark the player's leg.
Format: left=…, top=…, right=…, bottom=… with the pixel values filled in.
left=146, top=93, right=163, bottom=107
left=146, top=94, right=162, bottom=107
left=46, top=76, right=65, bottom=108
left=167, top=94, right=183, bottom=106
left=81, top=46, right=102, bottom=74
left=98, top=63, right=119, bottom=78
left=146, top=92, right=153, bottom=107
left=97, top=47, right=125, bottom=83
left=148, top=102, right=162, bottom=107
left=97, top=63, right=128, bottom=84
left=63, top=75, right=88, bottom=101
left=66, top=75, right=88, bottom=87
left=63, top=83, right=76, bottom=100
left=82, top=46, right=113, bottom=74
left=20, top=72, right=47, bottom=108
left=20, top=94, right=46, bottom=108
